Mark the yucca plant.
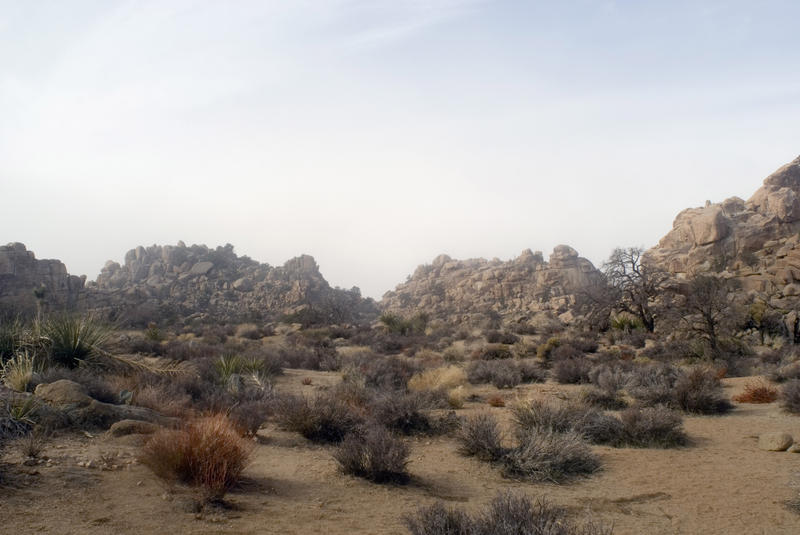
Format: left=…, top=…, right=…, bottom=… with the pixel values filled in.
left=42, top=314, right=111, bottom=368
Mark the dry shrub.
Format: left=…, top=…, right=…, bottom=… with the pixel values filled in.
left=511, top=399, right=622, bottom=446
left=473, top=344, right=514, bottom=360
left=333, top=426, right=410, bottom=483
left=235, top=323, right=262, bottom=340
left=447, top=386, right=466, bottom=409
left=581, top=386, right=627, bottom=410
left=674, top=367, right=732, bottom=414
left=617, top=406, right=687, bottom=448
left=551, top=358, right=591, bottom=384
left=405, top=491, right=612, bottom=535
left=301, top=377, right=313, bottom=386
left=782, top=379, right=800, bottom=414
left=274, top=392, right=364, bottom=443
left=134, top=384, right=192, bottom=418
left=466, top=360, right=521, bottom=389
left=457, top=413, right=507, bottom=462
left=139, top=414, right=253, bottom=502
left=487, top=395, right=506, bottom=408
left=408, top=366, right=467, bottom=392
left=502, top=430, right=599, bottom=483
left=371, top=391, right=433, bottom=435
left=732, top=380, right=779, bottom=403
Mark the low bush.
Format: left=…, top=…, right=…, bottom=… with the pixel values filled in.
left=674, top=367, right=732, bottom=414
left=485, top=330, right=520, bottom=345
left=408, top=366, right=467, bottom=393
left=333, top=425, right=410, bottom=483
left=466, top=360, right=522, bottom=389
left=358, top=356, right=420, bottom=390
left=274, top=392, right=364, bottom=443
left=457, top=413, right=507, bottom=462
left=536, top=337, right=560, bottom=361
left=473, top=344, right=514, bottom=360
left=502, top=429, right=599, bottom=483
left=581, top=386, right=627, bottom=410
left=405, top=491, right=612, bottom=535
left=618, top=406, right=687, bottom=448
left=139, top=414, right=253, bottom=502
left=628, top=363, right=681, bottom=407
left=371, top=392, right=434, bottom=435
left=732, top=380, right=779, bottom=403
left=782, top=379, right=800, bottom=414
left=550, top=344, right=584, bottom=362
left=487, top=395, right=505, bottom=407
left=770, top=362, right=800, bottom=383
left=511, top=399, right=622, bottom=446
left=551, top=358, right=592, bottom=384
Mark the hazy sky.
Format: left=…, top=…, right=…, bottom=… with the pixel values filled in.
left=1, top=1, right=799, bottom=298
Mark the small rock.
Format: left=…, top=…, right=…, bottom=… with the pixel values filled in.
left=788, top=443, right=800, bottom=453
left=758, top=432, right=794, bottom=451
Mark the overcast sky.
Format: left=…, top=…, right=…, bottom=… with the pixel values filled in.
left=1, top=1, right=799, bottom=298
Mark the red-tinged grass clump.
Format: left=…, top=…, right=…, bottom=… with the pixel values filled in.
left=139, top=413, right=253, bottom=502
left=732, top=380, right=779, bottom=404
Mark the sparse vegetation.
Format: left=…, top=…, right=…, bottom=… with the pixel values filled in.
left=502, top=429, right=600, bottom=483
left=457, top=413, right=507, bottom=462
left=139, top=414, right=253, bottom=502
left=782, top=379, right=800, bottom=414
left=333, top=425, right=410, bottom=483
left=732, top=379, right=778, bottom=403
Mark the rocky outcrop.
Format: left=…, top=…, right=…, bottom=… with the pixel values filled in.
left=0, top=242, right=85, bottom=316
left=86, top=242, right=377, bottom=325
left=381, top=246, right=603, bottom=325
left=648, top=156, right=800, bottom=318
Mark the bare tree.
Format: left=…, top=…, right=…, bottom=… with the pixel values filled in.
left=678, top=274, right=744, bottom=357
left=601, top=247, right=670, bottom=332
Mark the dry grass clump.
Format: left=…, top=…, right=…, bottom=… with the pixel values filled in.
left=408, top=365, right=467, bottom=392
left=1, top=350, right=36, bottom=392
left=502, top=429, right=600, bottom=483
left=732, top=379, right=779, bottom=403
left=139, top=414, right=253, bottom=502
left=274, top=392, right=364, bottom=443
left=446, top=386, right=466, bottom=409
left=674, top=367, right=732, bottom=414
left=782, top=379, right=800, bottom=414
left=405, top=491, right=612, bottom=535
left=457, top=413, right=507, bottom=462
left=487, top=395, right=506, bottom=407
left=333, top=425, right=410, bottom=483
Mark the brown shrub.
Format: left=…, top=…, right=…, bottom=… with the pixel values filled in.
left=333, top=426, right=410, bottom=483
left=139, top=414, right=253, bottom=502
left=732, top=380, right=779, bottom=404
left=487, top=395, right=506, bottom=407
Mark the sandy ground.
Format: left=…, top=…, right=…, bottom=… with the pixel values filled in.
left=2, top=372, right=800, bottom=535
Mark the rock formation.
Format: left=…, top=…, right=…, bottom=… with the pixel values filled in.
left=86, top=242, right=377, bottom=325
left=647, top=156, right=800, bottom=331
left=0, top=242, right=85, bottom=317
left=380, top=245, right=603, bottom=325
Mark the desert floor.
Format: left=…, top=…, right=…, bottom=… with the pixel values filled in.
left=2, top=373, right=799, bottom=535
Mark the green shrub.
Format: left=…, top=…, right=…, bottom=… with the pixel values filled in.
left=42, top=315, right=111, bottom=368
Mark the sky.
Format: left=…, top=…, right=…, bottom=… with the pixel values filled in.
left=1, top=0, right=799, bottom=299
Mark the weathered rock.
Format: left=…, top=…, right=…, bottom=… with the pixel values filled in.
left=106, top=419, right=160, bottom=437
left=34, top=380, right=92, bottom=407
left=757, top=432, right=793, bottom=451
left=381, top=246, right=603, bottom=326
left=787, top=443, right=800, bottom=453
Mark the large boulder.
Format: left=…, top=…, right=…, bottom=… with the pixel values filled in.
left=34, top=380, right=92, bottom=407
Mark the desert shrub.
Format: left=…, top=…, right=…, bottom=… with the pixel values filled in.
left=235, top=323, right=262, bottom=340
left=0, top=317, right=24, bottom=363
left=371, top=392, right=433, bottom=435
left=139, top=414, right=253, bottom=502
left=552, top=358, right=592, bottom=384
left=589, top=363, right=631, bottom=392
left=446, top=386, right=466, bottom=409
left=442, top=347, right=466, bottom=363
left=408, top=366, right=467, bottom=392
left=782, top=380, right=800, bottom=414
left=279, top=337, right=340, bottom=371
left=405, top=492, right=612, bottom=535
left=127, top=336, right=165, bottom=356
left=732, top=380, right=779, bottom=403
left=639, top=340, right=692, bottom=362
left=502, top=430, right=599, bottom=483
left=517, top=359, right=548, bottom=383
left=511, top=399, right=622, bottom=445
left=333, top=425, right=410, bottom=483
left=618, top=406, right=687, bottom=448
left=163, top=339, right=219, bottom=361
left=581, top=386, right=627, bottom=410
left=43, top=314, right=111, bottom=368
left=380, top=312, right=428, bottom=336
left=674, top=367, right=732, bottom=414
left=473, top=344, right=514, bottom=360
left=628, top=363, right=681, bottom=407
left=536, top=337, right=560, bottom=361
left=1, top=398, right=36, bottom=441
left=132, top=383, right=193, bottom=417
left=486, top=331, right=520, bottom=345
left=359, top=356, right=421, bottom=390
left=274, top=392, right=364, bottom=443
left=770, top=362, right=800, bottom=383
left=550, top=344, right=584, bottom=362
left=228, top=396, right=273, bottom=437
left=405, top=501, right=475, bottom=535
left=487, top=395, right=505, bottom=407
left=457, top=413, right=507, bottom=462
left=466, top=360, right=521, bottom=389
left=1, top=351, right=37, bottom=392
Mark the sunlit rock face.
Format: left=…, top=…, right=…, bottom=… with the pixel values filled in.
left=380, top=245, right=603, bottom=326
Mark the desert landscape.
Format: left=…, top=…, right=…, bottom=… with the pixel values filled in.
left=3, top=158, right=800, bottom=534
